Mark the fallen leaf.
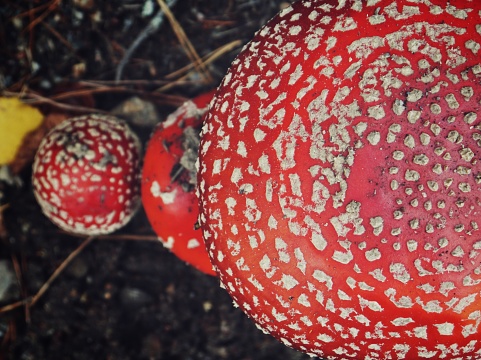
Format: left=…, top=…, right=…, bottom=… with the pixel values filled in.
left=0, top=98, right=43, bottom=166
left=10, top=113, right=67, bottom=174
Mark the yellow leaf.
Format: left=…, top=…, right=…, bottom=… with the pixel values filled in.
left=0, top=97, right=43, bottom=165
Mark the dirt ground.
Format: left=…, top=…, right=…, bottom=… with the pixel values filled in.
left=0, top=1, right=317, bottom=359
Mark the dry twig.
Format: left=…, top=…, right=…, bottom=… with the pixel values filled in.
left=157, top=39, right=242, bottom=92
left=0, top=236, right=95, bottom=314
left=115, top=0, right=178, bottom=82
left=156, top=0, right=212, bottom=84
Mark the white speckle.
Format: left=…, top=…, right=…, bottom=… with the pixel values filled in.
left=294, top=247, right=307, bottom=275
left=298, top=294, right=311, bottom=307
left=225, top=197, right=237, bottom=215
left=237, top=141, right=247, bottom=157
left=258, top=154, right=271, bottom=174
left=268, top=215, right=277, bottom=229
left=369, top=14, right=385, bottom=25
left=370, top=216, right=384, bottom=236
left=368, top=105, right=386, bottom=119
left=392, top=99, right=405, bottom=115
left=390, top=263, right=411, bottom=284
left=358, top=295, right=383, bottom=312
left=289, top=173, right=302, bottom=197
left=453, top=293, right=477, bottom=314
left=259, top=254, right=276, bottom=278
left=317, top=333, right=334, bottom=343
left=464, top=112, right=477, bottom=125
left=332, top=249, right=353, bottom=264
left=337, top=289, right=351, bottom=301
left=365, top=248, right=381, bottom=261
left=187, top=238, right=200, bottom=249
left=391, top=317, right=414, bottom=326
left=405, top=169, right=420, bottom=181
left=451, top=245, right=465, bottom=257
left=248, top=275, right=264, bottom=292
left=311, top=231, right=327, bottom=251
left=275, top=237, right=290, bottom=263
left=367, top=131, right=381, bottom=145
left=407, top=88, right=423, bottom=102
left=276, top=274, right=299, bottom=290
left=412, top=326, right=428, bottom=339
left=333, top=15, right=357, bottom=32
left=289, top=63, right=304, bottom=85
left=271, top=307, right=287, bottom=322
left=369, top=268, right=386, bottom=282
left=313, top=269, right=333, bottom=290
left=150, top=181, right=177, bottom=204
left=159, top=236, right=174, bottom=249
left=435, top=322, right=454, bottom=336
left=231, top=168, right=243, bottom=184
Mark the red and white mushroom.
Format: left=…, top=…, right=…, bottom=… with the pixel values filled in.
left=142, top=91, right=215, bottom=275
left=197, top=0, right=481, bottom=358
left=33, top=114, right=141, bottom=235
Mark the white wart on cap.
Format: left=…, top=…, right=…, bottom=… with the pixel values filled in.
left=33, top=114, right=141, bottom=235
left=198, top=0, right=481, bottom=358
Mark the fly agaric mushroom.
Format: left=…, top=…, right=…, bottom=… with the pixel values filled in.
left=142, top=91, right=215, bottom=275
left=197, top=0, right=481, bottom=358
left=33, top=114, right=141, bottom=235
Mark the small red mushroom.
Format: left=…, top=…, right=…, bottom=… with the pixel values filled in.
left=142, top=91, right=215, bottom=275
left=32, top=114, right=141, bottom=235
left=198, top=0, right=481, bottom=358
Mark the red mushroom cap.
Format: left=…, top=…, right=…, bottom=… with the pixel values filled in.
left=142, top=91, right=215, bottom=275
left=33, top=114, right=141, bottom=235
left=198, top=0, right=481, bottom=358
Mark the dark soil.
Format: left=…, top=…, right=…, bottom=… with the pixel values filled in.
left=0, top=1, right=317, bottom=359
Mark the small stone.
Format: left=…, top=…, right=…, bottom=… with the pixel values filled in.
left=111, top=97, right=160, bottom=128
left=66, top=257, right=89, bottom=279
left=0, top=260, right=17, bottom=303
left=120, top=287, right=153, bottom=307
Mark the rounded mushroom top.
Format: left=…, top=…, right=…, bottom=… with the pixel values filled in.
left=33, top=114, right=142, bottom=235
left=142, top=91, right=216, bottom=275
left=198, top=0, right=481, bottom=358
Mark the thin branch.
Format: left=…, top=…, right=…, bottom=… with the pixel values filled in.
left=115, top=0, right=178, bottom=82
left=156, top=0, right=212, bottom=84
left=29, top=236, right=95, bottom=307
left=22, top=0, right=61, bottom=34
left=63, top=232, right=160, bottom=242
left=156, top=39, right=241, bottom=92
left=3, top=91, right=109, bottom=114
left=0, top=236, right=95, bottom=314
left=165, top=39, right=241, bottom=80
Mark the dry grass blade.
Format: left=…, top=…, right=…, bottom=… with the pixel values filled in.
left=22, top=0, right=62, bottom=34
left=0, top=236, right=95, bottom=313
left=62, top=231, right=160, bottom=242
left=2, top=90, right=107, bottom=114
left=157, top=40, right=242, bottom=92
left=165, top=39, right=242, bottom=80
left=156, top=0, right=212, bottom=84
left=29, top=236, right=95, bottom=307
left=4, top=82, right=190, bottom=112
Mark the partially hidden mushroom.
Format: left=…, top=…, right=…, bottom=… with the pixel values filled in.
left=142, top=91, right=215, bottom=275
left=197, top=0, right=481, bottom=358
left=33, top=114, right=142, bottom=235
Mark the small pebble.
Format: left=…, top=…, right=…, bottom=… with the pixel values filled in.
left=111, top=97, right=160, bottom=128
left=120, top=287, right=153, bottom=307
left=0, top=260, right=17, bottom=302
